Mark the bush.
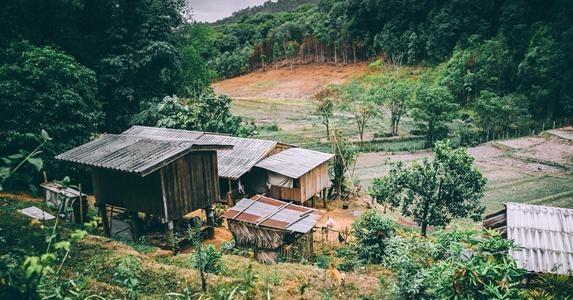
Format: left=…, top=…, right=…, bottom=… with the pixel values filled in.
left=132, top=89, right=256, bottom=137
left=0, top=42, right=103, bottom=179
left=191, top=244, right=223, bottom=275
left=351, top=210, right=395, bottom=263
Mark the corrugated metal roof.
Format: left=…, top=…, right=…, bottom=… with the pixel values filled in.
left=254, top=148, right=334, bottom=178
left=223, top=195, right=322, bottom=233
left=503, top=203, right=573, bottom=274
left=123, top=126, right=278, bottom=179
left=56, top=134, right=230, bottom=177
left=123, top=125, right=205, bottom=140
left=199, top=134, right=277, bottom=179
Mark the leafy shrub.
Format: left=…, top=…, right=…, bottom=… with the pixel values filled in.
left=315, top=254, right=330, bottom=269
left=428, top=230, right=527, bottom=299
left=114, top=256, right=142, bottom=299
left=0, top=130, right=50, bottom=193
left=335, top=246, right=362, bottom=272
left=0, top=42, right=103, bottom=179
left=351, top=210, right=395, bottom=263
left=132, top=89, right=256, bottom=137
left=191, top=244, right=223, bottom=275
left=259, top=122, right=280, bottom=132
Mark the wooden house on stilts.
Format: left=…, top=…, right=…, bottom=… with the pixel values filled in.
left=56, top=134, right=232, bottom=242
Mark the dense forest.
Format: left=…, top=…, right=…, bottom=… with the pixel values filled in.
left=199, top=0, right=572, bottom=123
left=213, top=0, right=319, bottom=25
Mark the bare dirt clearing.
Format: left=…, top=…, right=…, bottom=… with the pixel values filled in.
left=213, top=63, right=369, bottom=99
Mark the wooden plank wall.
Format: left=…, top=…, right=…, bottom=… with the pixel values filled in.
left=91, top=168, right=164, bottom=216
left=267, top=162, right=330, bottom=203
left=299, top=162, right=330, bottom=202
left=161, top=151, right=220, bottom=220
left=269, top=185, right=303, bottom=202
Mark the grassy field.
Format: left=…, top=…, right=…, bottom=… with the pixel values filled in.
left=221, top=63, right=573, bottom=219
left=231, top=96, right=422, bottom=153
left=231, top=95, right=573, bottom=215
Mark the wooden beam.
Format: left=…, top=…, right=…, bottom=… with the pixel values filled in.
left=98, top=203, right=110, bottom=237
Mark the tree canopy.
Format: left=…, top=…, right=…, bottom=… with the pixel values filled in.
left=370, top=141, right=486, bottom=236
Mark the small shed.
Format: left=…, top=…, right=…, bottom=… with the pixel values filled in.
left=223, top=195, right=322, bottom=264
left=254, top=148, right=334, bottom=204
left=483, top=202, right=573, bottom=275
left=56, top=134, right=231, bottom=238
left=40, top=182, right=88, bottom=223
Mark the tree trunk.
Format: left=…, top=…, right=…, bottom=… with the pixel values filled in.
left=352, top=44, right=356, bottom=63
left=326, top=121, right=330, bottom=141
left=334, top=45, right=337, bottom=65
left=420, top=200, right=430, bottom=237
left=200, top=267, right=207, bottom=292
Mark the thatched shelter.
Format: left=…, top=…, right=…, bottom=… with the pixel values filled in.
left=223, top=195, right=322, bottom=264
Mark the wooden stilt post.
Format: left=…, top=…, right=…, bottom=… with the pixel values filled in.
left=205, top=206, right=215, bottom=239
left=98, top=203, right=110, bottom=237
left=129, top=211, right=143, bottom=242
left=167, top=221, right=175, bottom=250
left=227, top=179, right=234, bottom=206
left=322, top=188, right=328, bottom=209
left=78, top=183, right=84, bottom=224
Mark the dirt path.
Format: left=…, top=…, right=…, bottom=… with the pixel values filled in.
left=213, top=63, right=369, bottom=99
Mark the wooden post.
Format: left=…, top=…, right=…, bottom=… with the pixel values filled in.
left=205, top=206, right=215, bottom=239
left=78, top=183, right=83, bottom=224
left=166, top=221, right=175, bottom=250
left=129, top=211, right=143, bottom=242
left=322, top=188, right=328, bottom=209
left=227, top=179, right=234, bottom=206
left=98, top=203, right=110, bottom=237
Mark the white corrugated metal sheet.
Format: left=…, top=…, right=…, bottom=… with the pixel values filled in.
left=123, top=126, right=279, bottom=179
left=254, top=148, right=334, bottom=179
left=505, top=202, right=573, bottom=274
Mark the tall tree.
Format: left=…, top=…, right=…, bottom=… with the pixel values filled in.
left=518, top=25, right=563, bottom=120
left=0, top=42, right=102, bottom=177
left=373, top=77, right=412, bottom=136
left=286, top=42, right=297, bottom=69
left=411, top=85, right=458, bottom=147
left=314, top=89, right=336, bottom=140
left=272, top=41, right=282, bottom=69
left=340, top=81, right=378, bottom=142
left=370, top=141, right=486, bottom=236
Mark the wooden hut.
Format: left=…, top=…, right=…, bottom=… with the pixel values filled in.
left=254, top=148, right=334, bottom=204
left=56, top=134, right=231, bottom=239
left=223, top=195, right=322, bottom=263
left=122, top=126, right=291, bottom=203
left=483, top=202, right=573, bottom=275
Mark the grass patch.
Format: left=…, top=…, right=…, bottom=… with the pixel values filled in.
left=482, top=175, right=573, bottom=213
